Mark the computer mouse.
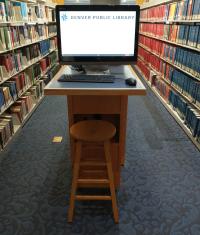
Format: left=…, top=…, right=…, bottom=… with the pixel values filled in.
left=125, top=77, right=137, bottom=86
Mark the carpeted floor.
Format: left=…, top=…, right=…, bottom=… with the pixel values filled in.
left=0, top=82, right=200, bottom=235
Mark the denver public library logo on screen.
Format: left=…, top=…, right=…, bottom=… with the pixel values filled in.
left=61, top=13, right=68, bottom=21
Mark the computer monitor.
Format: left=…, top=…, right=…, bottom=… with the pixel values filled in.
left=56, top=5, right=140, bottom=65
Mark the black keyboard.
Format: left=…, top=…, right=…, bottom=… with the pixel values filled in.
left=58, top=74, right=115, bottom=83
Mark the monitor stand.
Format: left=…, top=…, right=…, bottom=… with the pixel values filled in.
left=83, top=65, right=110, bottom=75
left=70, top=65, right=111, bottom=75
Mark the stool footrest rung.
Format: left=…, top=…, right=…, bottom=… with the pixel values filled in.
left=75, top=195, right=111, bottom=200
left=80, top=161, right=106, bottom=166
left=77, top=179, right=109, bottom=184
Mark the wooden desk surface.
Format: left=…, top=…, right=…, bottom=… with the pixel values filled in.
left=44, top=65, right=146, bottom=96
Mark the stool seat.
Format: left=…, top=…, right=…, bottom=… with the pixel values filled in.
left=70, top=120, right=116, bottom=142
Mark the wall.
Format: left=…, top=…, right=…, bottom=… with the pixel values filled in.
left=90, top=0, right=120, bottom=3
left=142, top=0, right=172, bottom=8
left=64, top=0, right=136, bottom=4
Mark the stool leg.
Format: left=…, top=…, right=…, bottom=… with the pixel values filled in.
left=68, top=141, right=82, bottom=222
left=104, top=141, right=119, bottom=223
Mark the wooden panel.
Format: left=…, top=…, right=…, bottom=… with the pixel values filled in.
left=71, top=95, right=121, bottom=114
left=119, top=96, right=128, bottom=165
left=44, top=88, right=146, bottom=96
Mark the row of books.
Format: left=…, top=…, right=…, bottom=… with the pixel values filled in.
left=169, top=90, right=200, bottom=141
left=138, top=46, right=161, bottom=72
left=41, top=63, right=61, bottom=85
left=185, top=106, right=200, bottom=142
left=0, top=80, right=44, bottom=149
left=139, top=35, right=162, bottom=54
left=0, top=114, right=14, bottom=149
left=159, top=60, right=171, bottom=81
left=163, top=44, right=200, bottom=78
left=0, top=51, right=57, bottom=112
left=0, top=45, right=40, bottom=78
left=154, top=76, right=171, bottom=101
left=28, top=4, right=55, bottom=22
left=140, top=23, right=164, bottom=38
left=39, top=38, right=56, bottom=56
left=138, top=46, right=200, bottom=108
left=140, top=0, right=200, bottom=21
left=139, top=35, right=200, bottom=79
left=0, top=72, right=33, bottom=113
left=0, top=25, right=56, bottom=52
left=0, top=0, right=27, bottom=22
left=40, top=51, right=58, bottom=73
left=0, top=64, right=41, bottom=108
left=0, top=38, right=57, bottom=80
left=48, top=25, right=57, bottom=36
left=138, top=48, right=162, bottom=78
left=170, top=69, right=199, bottom=105
left=140, top=23, right=200, bottom=49
left=175, top=25, right=200, bottom=48
left=136, top=59, right=150, bottom=83
left=137, top=58, right=170, bottom=101
left=0, top=0, right=55, bottom=23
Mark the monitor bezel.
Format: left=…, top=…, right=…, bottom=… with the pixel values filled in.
left=56, top=5, right=140, bottom=65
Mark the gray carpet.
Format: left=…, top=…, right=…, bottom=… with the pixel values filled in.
left=0, top=82, right=200, bottom=235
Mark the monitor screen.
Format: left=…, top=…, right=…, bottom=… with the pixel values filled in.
left=56, top=5, right=140, bottom=64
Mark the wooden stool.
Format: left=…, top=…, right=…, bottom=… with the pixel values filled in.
left=68, top=120, right=119, bottom=223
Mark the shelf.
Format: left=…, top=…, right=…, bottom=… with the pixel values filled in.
left=0, top=20, right=56, bottom=26
left=139, top=32, right=200, bottom=53
left=141, top=0, right=181, bottom=10
left=13, top=95, right=44, bottom=133
left=140, top=20, right=166, bottom=23
left=0, top=61, right=57, bottom=116
left=10, top=0, right=37, bottom=3
left=0, top=48, right=57, bottom=85
left=137, top=55, right=200, bottom=111
left=140, top=19, right=200, bottom=24
left=0, top=34, right=57, bottom=55
left=134, top=65, right=200, bottom=151
left=45, top=3, right=56, bottom=9
left=3, top=95, right=44, bottom=151
left=172, top=19, right=200, bottom=23
left=138, top=55, right=171, bottom=85
left=138, top=43, right=200, bottom=82
left=9, top=0, right=56, bottom=7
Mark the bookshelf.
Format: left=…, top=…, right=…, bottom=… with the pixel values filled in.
left=0, top=0, right=60, bottom=150
left=138, top=52, right=200, bottom=111
left=135, top=64, right=200, bottom=150
left=135, top=0, right=200, bottom=150
left=140, top=19, right=200, bottom=23
left=139, top=32, right=200, bottom=53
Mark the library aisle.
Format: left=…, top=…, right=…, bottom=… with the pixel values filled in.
left=0, top=81, right=200, bottom=235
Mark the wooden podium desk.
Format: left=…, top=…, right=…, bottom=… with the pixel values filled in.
left=44, top=65, right=146, bottom=188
